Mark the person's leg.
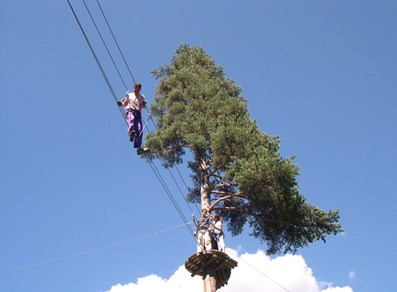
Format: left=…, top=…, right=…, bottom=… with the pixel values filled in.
left=197, top=231, right=204, bottom=252
left=126, top=112, right=135, bottom=141
left=133, top=112, right=143, bottom=149
left=204, top=231, right=212, bottom=251
left=218, top=235, right=225, bottom=252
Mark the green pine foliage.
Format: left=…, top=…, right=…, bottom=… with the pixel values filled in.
left=146, top=44, right=343, bottom=255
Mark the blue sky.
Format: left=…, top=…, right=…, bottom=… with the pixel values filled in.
left=1, top=0, right=396, bottom=291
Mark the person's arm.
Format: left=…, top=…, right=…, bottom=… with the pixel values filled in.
left=117, top=95, right=128, bottom=106
left=141, top=94, right=147, bottom=108
left=192, top=214, right=198, bottom=228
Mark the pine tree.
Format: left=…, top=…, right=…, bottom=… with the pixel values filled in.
left=146, top=44, right=343, bottom=290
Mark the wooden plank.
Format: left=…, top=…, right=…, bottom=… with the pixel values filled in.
left=184, top=250, right=237, bottom=283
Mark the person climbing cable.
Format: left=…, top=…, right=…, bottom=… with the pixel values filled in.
left=193, top=209, right=213, bottom=253
left=117, top=82, right=150, bottom=155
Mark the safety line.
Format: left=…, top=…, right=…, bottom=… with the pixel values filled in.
left=66, top=0, right=126, bottom=125
left=69, top=0, right=196, bottom=238
left=167, top=165, right=197, bottom=214
left=82, top=0, right=128, bottom=89
left=67, top=4, right=294, bottom=291
left=173, top=157, right=200, bottom=214
left=67, top=0, right=196, bottom=241
left=0, top=222, right=192, bottom=277
left=143, top=108, right=201, bottom=214
left=91, top=0, right=201, bottom=215
left=227, top=249, right=291, bottom=292
left=96, top=0, right=136, bottom=84
left=145, top=157, right=196, bottom=238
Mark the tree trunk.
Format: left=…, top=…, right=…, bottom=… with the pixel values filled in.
left=203, top=274, right=217, bottom=292
left=199, top=158, right=211, bottom=211
left=199, top=158, right=217, bottom=292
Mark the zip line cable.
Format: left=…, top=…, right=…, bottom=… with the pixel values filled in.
left=96, top=0, right=200, bottom=213
left=66, top=3, right=294, bottom=290
left=25, top=4, right=291, bottom=290
left=66, top=6, right=289, bottom=289
left=141, top=110, right=200, bottom=215
left=66, top=0, right=195, bottom=240
left=167, top=158, right=200, bottom=214
left=66, top=0, right=126, bottom=125
left=167, top=165, right=198, bottom=214
left=226, top=249, right=291, bottom=292
left=2, top=229, right=290, bottom=292
left=96, top=0, right=136, bottom=84
left=0, top=222, right=192, bottom=277
left=90, top=0, right=200, bottom=215
left=82, top=0, right=128, bottom=90
left=145, top=157, right=196, bottom=238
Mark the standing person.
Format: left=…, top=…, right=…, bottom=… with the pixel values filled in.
left=194, top=209, right=212, bottom=253
left=117, top=82, right=149, bottom=155
left=212, top=213, right=225, bottom=252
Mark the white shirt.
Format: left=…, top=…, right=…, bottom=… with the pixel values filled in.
left=119, top=92, right=146, bottom=111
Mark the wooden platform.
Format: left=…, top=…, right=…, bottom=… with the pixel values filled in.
left=185, top=250, right=238, bottom=289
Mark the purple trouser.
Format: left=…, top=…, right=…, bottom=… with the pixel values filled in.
left=126, top=109, right=143, bottom=148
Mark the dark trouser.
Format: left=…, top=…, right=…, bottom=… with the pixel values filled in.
left=126, top=109, right=143, bottom=148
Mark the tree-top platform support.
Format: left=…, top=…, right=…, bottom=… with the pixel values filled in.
left=185, top=250, right=238, bottom=290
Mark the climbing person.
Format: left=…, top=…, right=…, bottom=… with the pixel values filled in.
left=117, top=82, right=149, bottom=155
left=193, top=209, right=212, bottom=253
left=212, top=213, right=225, bottom=252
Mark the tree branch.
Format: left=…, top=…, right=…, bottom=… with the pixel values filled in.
left=211, top=190, right=244, bottom=197
left=209, top=192, right=246, bottom=211
left=210, top=206, right=320, bottom=227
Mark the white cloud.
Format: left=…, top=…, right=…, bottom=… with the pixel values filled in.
left=348, top=271, right=356, bottom=280
left=106, top=250, right=353, bottom=292
left=322, top=288, right=353, bottom=292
